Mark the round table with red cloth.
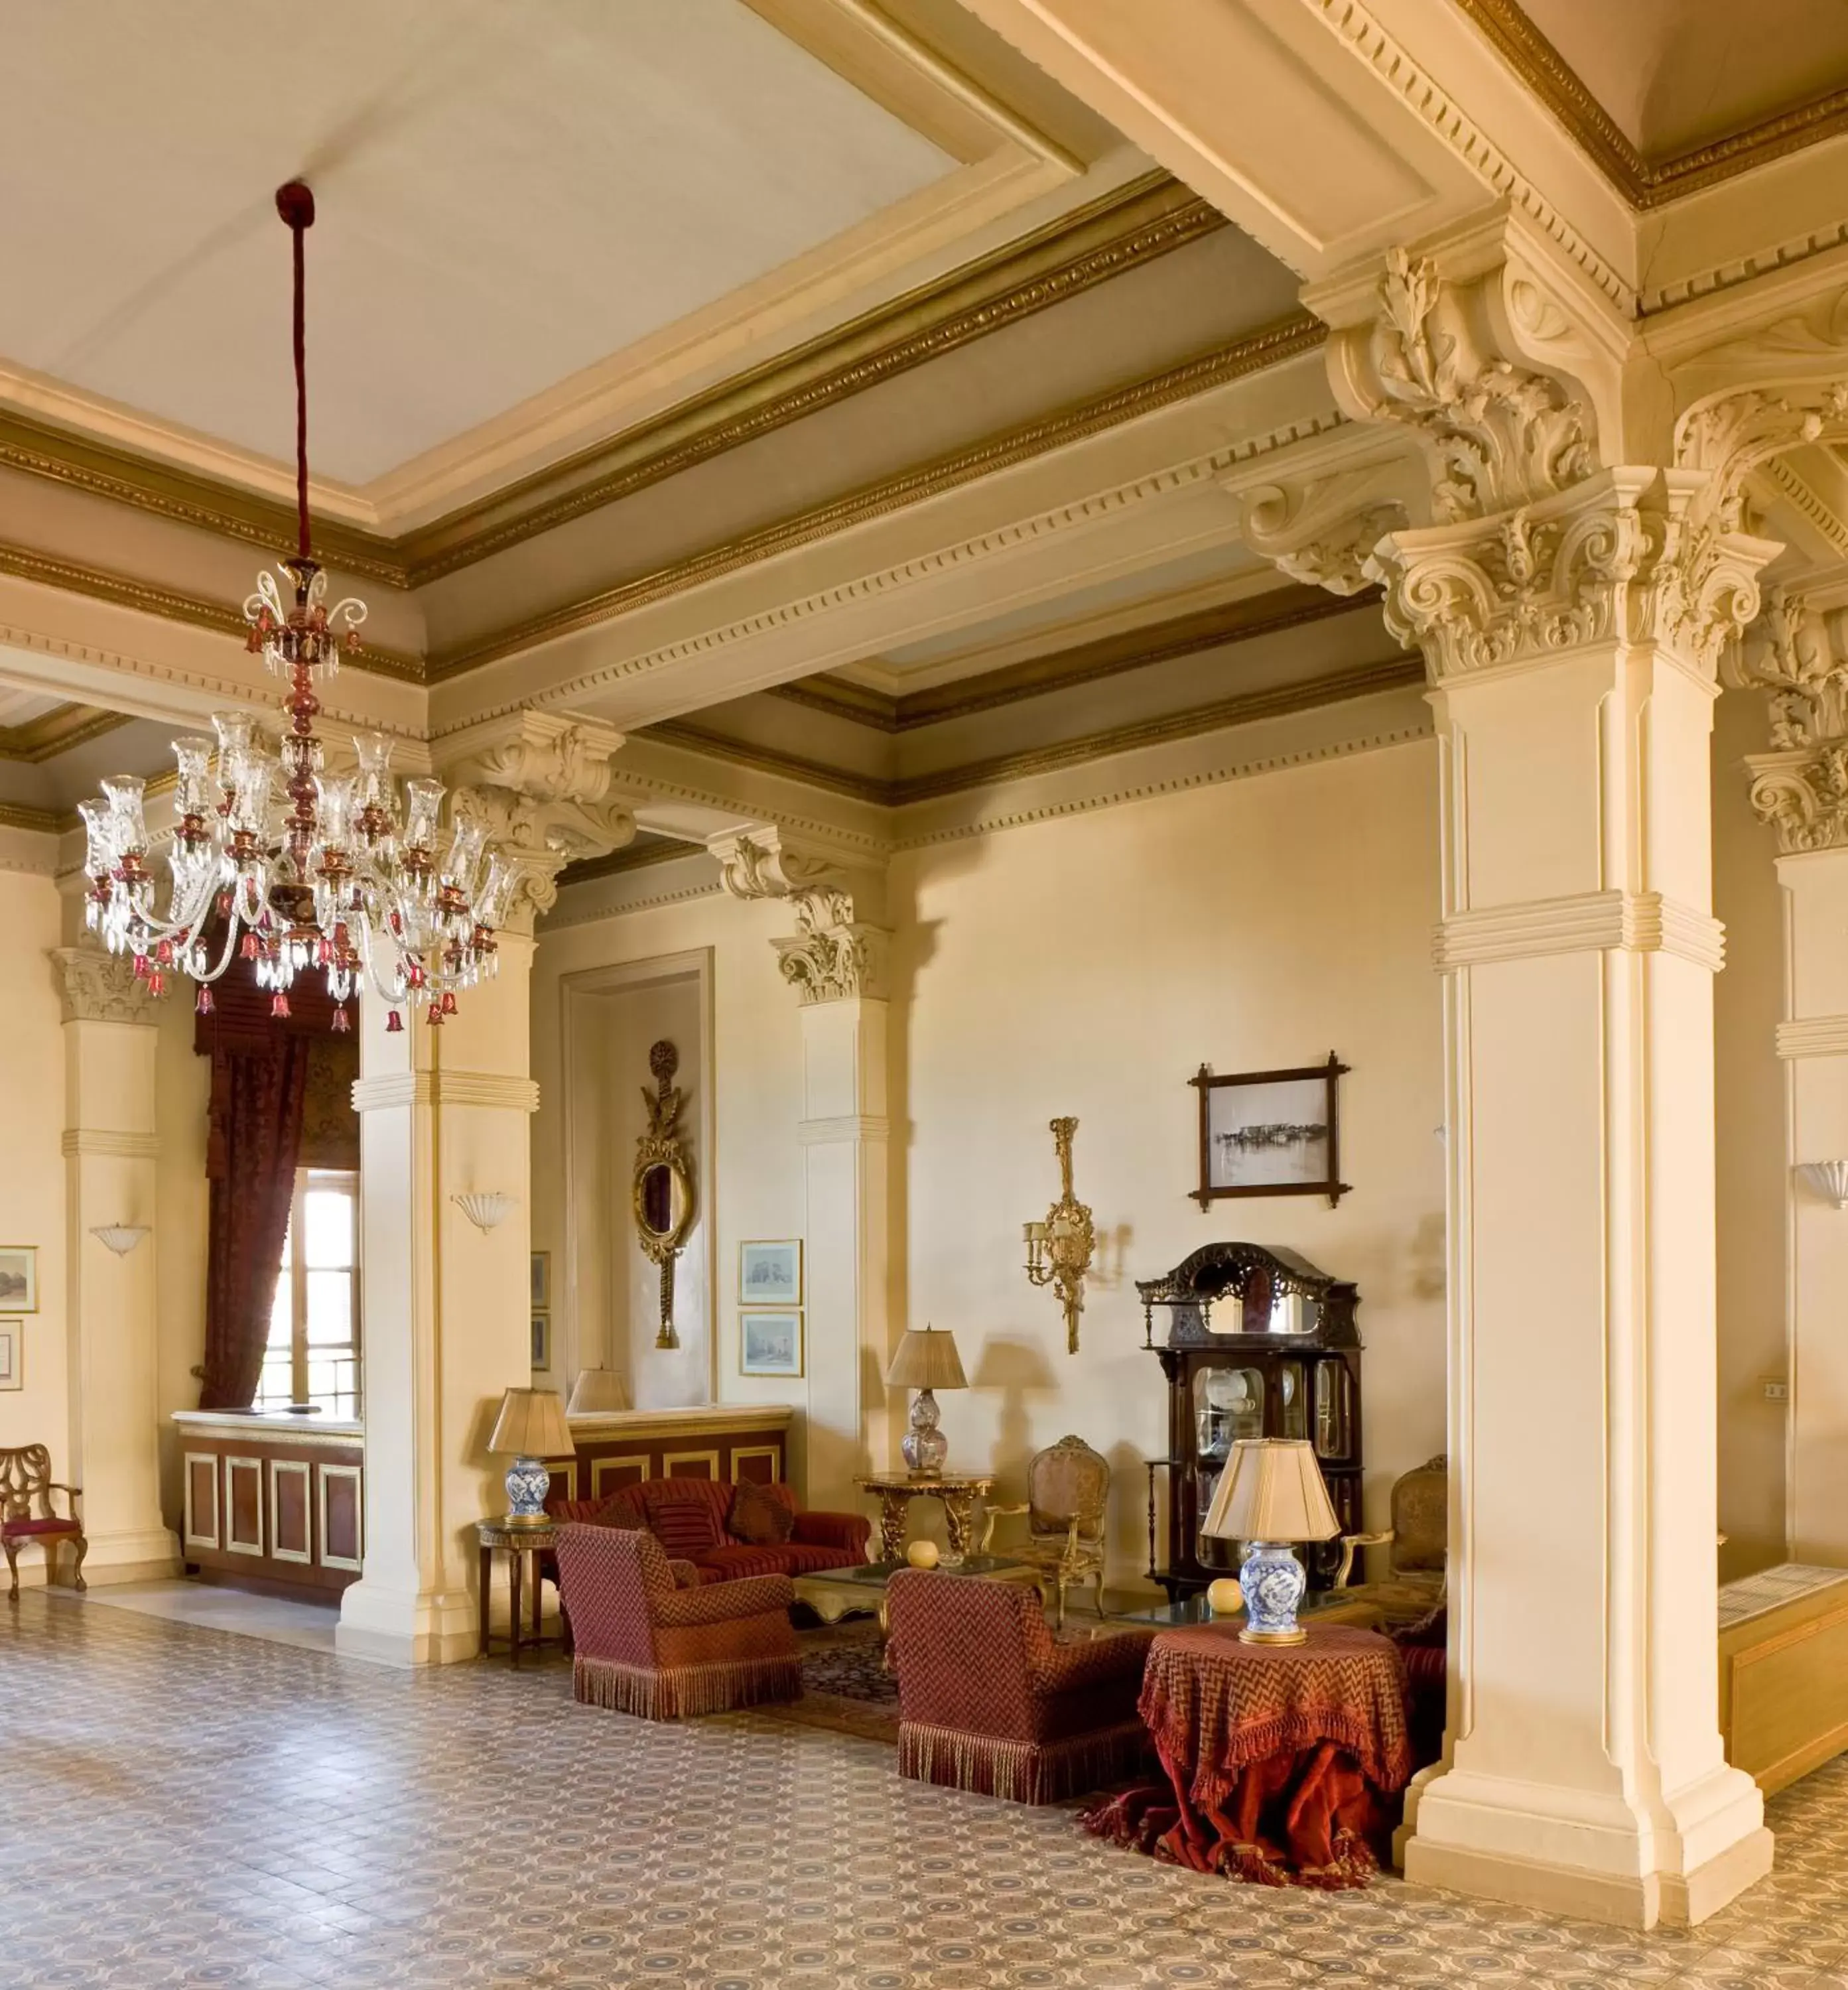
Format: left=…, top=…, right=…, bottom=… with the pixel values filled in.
left=1083, top=1621, right=1414, bottom=1890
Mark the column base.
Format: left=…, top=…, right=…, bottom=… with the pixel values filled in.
left=1404, top=1765, right=1774, bottom=1928
left=77, top=1525, right=180, bottom=1587
left=335, top=1577, right=478, bottom=1668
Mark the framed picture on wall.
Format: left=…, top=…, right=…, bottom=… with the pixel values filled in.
left=0, top=1248, right=36, bottom=1314
left=0, top=1318, right=19, bottom=1390
left=531, top=1312, right=551, bottom=1371
left=739, top=1240, right=802, bottom=1307
left=740, top=1310, right=803, bottom=1378
left=530, top=1252, right=551, bottom=1309
left=1191, top=1056, right=1351, bottom=1209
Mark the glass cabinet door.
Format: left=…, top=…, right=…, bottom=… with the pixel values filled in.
left=1313, top=1359, right=1353, bottom=1461
left=1277, top=1360, right=1308, bottom=1441
left=1195, top=1366, right=1265, bottom=1467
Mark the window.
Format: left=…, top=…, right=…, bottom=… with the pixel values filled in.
left=255, top=1168, right=361, bottom=1418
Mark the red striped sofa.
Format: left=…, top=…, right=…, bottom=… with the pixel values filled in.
left=552, top=1476, right=870, bottom=1585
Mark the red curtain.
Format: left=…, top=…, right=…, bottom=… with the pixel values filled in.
left=198, top=1038, right=311, bottom=1410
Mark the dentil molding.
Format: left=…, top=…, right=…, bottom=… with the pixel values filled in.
left=50, top=945, right=158, bottom=1026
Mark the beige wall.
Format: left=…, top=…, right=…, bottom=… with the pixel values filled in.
left=153, top=994, right=210, bottom=1528
left=891, top=740, right=1447, bottom=1585
left=0, top=872, right=68, bottom=1535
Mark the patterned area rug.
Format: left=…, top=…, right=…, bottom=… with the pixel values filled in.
left=759, top=1620, right=900, bottom=1743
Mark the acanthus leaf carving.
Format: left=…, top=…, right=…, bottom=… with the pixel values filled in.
left=51, top=945, right=157, bottom=1025
left=1236, top=467, right=1412, bottom=596
left=706, top=828, right=889, bottom=1005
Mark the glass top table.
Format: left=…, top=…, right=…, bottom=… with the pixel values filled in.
left=1108, top=1589, right=1384, bottom=1631
left=791, top=1556, right=1037, bottom=1626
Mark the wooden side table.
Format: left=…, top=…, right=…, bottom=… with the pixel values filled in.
left=855, top=1471, right=994, bottom=1564
left=476, top=1518, right=562, bottom=1668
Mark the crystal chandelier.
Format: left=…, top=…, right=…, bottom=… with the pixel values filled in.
left=79, top=182, right=515, bottom=1034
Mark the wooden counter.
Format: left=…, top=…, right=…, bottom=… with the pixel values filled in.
left=171, top=1410, right=363, bottom=1598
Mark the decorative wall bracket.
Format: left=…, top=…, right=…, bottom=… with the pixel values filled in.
left=708, top=827, right=890, bottom=1004
left=1023, top=1116, right=1096, bottom=1356
left=633, top=1040, right=695, bottom=1350
left=1798, top=1160, right=1848, bottom=1209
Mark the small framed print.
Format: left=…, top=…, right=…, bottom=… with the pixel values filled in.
left=1191, top=1055, right=1351, bottom=1209
left=531, top=1252, right=551, bottom=1309
left=0, top=1248, right=36, bottom=1314
left=531, top=1312, right=552, bottom=1371
left=739, top=1240, right=802, bottom=1307
left=0, top=1318, right=19, bottom=1391
left=740, top=1310, right=803, bottom=1378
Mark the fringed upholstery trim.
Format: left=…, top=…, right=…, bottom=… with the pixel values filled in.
left=897, top=1719, right=1148, bottom=1805
left=572, top=1653, right=802, bottom=1721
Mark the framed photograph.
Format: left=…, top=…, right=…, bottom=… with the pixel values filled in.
left=0, top=1318, right=19, bottom=1391
left=0, top=1248, right=36, bottom=1314
left=1191, top=1055, right=1351, bottom=1209
left=738, top=1240, right=803, bottom=1307
left=530, top=1252, right=551, bottom=1310
left=740, top=1310, right=804, bottom=1378
left=531, top=1311, right=551, bottom=1371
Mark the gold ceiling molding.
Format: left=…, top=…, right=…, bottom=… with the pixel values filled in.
left=0, top=413, right=405, bottom=587
left=427, top=310, right=1327, bottom=683
left=769, top=584, right=1378, bottom=732
left=0, top=174, right=1215, bottom=602
left=0, top=701, right=130, bottom=765
left=399, top=172, right=1222, bottom=583
left=645, top=650, right=1421, bottom=809
left=0, top=539, right=424, bottom=685
left=1455, top=0, right=1848, bottom=208
left=0, top=798, right=60, bottom=834
left=553, top=836, right=704, bottom=891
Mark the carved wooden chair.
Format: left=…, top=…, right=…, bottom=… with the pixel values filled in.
left=1, top=1445, right=86, bottom=1600
left=1334, top=1453, right=1446, bottom=1625
left=980, top=1433, right=1110, bottom=1628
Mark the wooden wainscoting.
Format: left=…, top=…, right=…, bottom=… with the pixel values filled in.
left=170, top=1413, right=363, bottom=1597
left=1720, top=1565, right=1848, bottom=1794
left=560, top=1404, right=795, bottom=1501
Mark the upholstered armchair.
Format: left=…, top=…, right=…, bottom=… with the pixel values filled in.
left=553, top=1522, right=801, bottom=1719
left=886, top=1569, right=1154, bottom=1804
left=1, top=1445, right=86, bottom=1600
left=1334, top=1453, right=1447, bottom=1626
left=979, top=1433, right=1108, bottom=1627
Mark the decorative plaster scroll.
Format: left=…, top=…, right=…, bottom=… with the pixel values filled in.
left=1372, top=468, right=1778, bottom=682
left=1745, top=745, right=1848, bottom=854
left=1776, top=1015, right=1848, bottom=1060
left=1237, top=465, right=1412, bottom=595
left=1732, top=589, right=1848, bottom=748
left=708, top=827, right=890, bottom=1005
left=50, top=945, right=157, bottom=1025
left=442, top=711, right=634, bottom=931
left=1433, top=890, right=1725, bottom=972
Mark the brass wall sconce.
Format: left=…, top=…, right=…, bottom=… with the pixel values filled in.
left=1023, top=1116, right=1096, bottom=1354
left=633, top=1040, right=696, bottom=1350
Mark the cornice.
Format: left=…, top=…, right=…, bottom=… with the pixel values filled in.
left=0, top=799, right=60, bottom=834
left=0, top=701, right=130, bottom=765
left=768, top=584, right=1379, bottom=732
left=0, top=174, right=1218, bottom=601
left=1454, top=0, right=1848, bottom=210
left=541, top=872, right=727, bottom=933
left=648, top=653, right=1422, bottom=809
left=553, top=838, right=704, bottom=892
left=400, top=172, right=1222, bottom=584
left=426, top=312, right=1328, bottom=683
left=0, top=539, right=425, bottom=686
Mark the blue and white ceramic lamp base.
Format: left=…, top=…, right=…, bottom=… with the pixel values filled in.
left=1237, top=1540, right=1309, bottom=1645
left=503, top=1455, right=553, bottom=1526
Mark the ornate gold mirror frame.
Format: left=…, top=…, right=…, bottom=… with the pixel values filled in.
left=633, top=1039, right=696, bottom=1349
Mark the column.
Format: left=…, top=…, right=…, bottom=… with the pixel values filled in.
left=712, top=832, right=893, bottom=1508
left=1278, top=228, right=1781, bottom=1926
left=52, top=947, right=178, bottom=1583
left=1737, top=591, right=1848, bottom=1559
left=336, top=714, right=630, bottom=1666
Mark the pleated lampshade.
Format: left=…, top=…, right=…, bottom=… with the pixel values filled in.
left=486, top=1387, right=574, bottom=1458
left=1200, top=1438, right=1341, bottom=1544
left=566, top=1367, right=631, bottom=1415
left=884, top=1325, right=967, bottom=1391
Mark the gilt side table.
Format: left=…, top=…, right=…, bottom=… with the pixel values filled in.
left=475, top=1517, right=563, bottom=1669
left=855, top=1471, right=994, bottom=1565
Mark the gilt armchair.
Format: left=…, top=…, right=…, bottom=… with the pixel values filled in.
left=979, top=1433, right=1109, bottom=1628
left=1334, top=1453, right=1447, bottom=1626
left=1, top=1445, right=86, bottom=1600
left=553, top=1522, right=801, bottom=1719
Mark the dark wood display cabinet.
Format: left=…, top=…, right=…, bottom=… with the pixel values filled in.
left=1136, top=1241, right=1362, bottom=1602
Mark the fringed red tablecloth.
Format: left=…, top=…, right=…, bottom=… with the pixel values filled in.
left=1083, top=1623, right=1413, bottom=1890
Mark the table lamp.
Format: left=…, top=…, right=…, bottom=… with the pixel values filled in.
left=1199, top=1437, right=1342, bottom=1645
left=565, top=1367, right=631, bottom=1416
left=486, top=1386, right=575, bottom=1526
left=884, top=1325, right=966, bottom=1476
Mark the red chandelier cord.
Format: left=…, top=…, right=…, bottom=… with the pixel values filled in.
left=275, top=181, right=316, bottom=561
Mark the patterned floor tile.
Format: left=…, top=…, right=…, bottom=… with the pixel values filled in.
left=6, top=1591, right=1848, bottom=1987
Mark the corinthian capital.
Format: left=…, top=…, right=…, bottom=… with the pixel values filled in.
left=1734, top=588, right=1848, bottom=854
left=51, top=945, right=157, bottom=1025
left=706, top=827, right=890, bottom=1005
left=438, top=710, right=634, bottom=933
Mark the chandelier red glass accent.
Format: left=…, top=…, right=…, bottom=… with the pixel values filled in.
left=78, top=183, right=515, bottom=1031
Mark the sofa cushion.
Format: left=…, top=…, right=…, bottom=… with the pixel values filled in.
left=699, top=1541, right=864, bottom=1581
left=730, top=1479, right=794, bottom=1546
left=647, top=1499, right=722, bottom=1561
